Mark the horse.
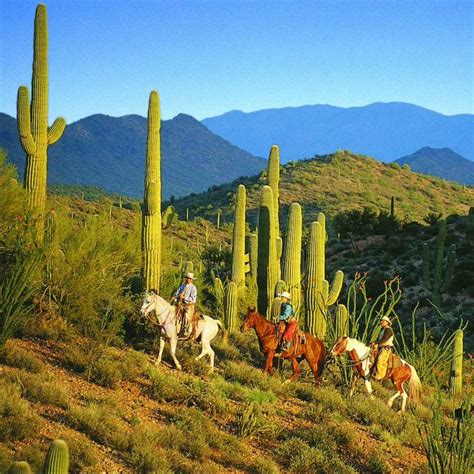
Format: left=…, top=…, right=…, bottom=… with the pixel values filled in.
left=240, top=307, right=326, bottom=385
left=330, top=335, right=421, bottom=412
left=139, top=292, right=223, bottom=371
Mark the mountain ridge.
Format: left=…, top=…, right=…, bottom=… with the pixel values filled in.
left=0, top=112, right=266, bottom=199
left=202, top=102, right=474, bottom=163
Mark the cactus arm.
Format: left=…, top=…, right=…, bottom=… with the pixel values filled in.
left=231, top=184, right=246, bottom=286
left=162, top=205, right=175, bottom=229
left=17, top=86, right=36, bottom=155
left=422, top=243, right=432, bottom=291
left=327, top=270, right=344, bottom=305
left=47, top=116, right=66, bottom=144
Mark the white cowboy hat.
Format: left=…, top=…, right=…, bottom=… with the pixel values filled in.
left=380, top=316, right=391, bottom=324
left=185, top=273, right=194, bottom=279
left=278, top=291, right=291, bottom=300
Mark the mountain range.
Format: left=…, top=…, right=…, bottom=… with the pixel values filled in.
left=395, top=147, right=474, bottom=185
left=0, top=112, right=265, bottom=199
left=202, top=102, right=474, bottom=163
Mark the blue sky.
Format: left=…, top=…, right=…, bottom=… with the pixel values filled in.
left=0, top=0, right=472, bottom=123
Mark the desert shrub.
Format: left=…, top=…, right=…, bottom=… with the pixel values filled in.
left=222, top=360, right=270, bottom=390
left=89, top=356, right=122, bottom=388
left=0, top=381, right=40, bottom=441
left=276, top=437, right=326, bottom=473
left=247, top=457, right=280, bottom=474
left=147, top=367, right=191, bottom=402
left=5, top=369, right=68, bottom=408
left=128, top=424, right=172, bottom=473
left=389, top=162, right=401, bottom=170
left=60, top=434, right=100, bottom=472
left=1, top=343, right=44, bottom=373
left=68, top=401, right=129, bottom=450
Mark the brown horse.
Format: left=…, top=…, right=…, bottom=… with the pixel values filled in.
left=240, top=307, right=326, bottom=384
left=330, top=336, right=421, bottom=412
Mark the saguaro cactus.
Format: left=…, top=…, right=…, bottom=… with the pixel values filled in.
left=335, top=304, right=349, bottom=338
left=450, top=329, right=463, bottom=396
left=422, top=218, right=456, bottom=308
left=18, top=4, right=66, bottom=238
left=184, top=260, right=193, bottom=275
left=216, top=208, right=222, bottom=229
left=305, top=213, right=344, bottom=337
left=267, top=145, right=281, bottom=280
left=232, top=185, right=246, bottom=286
left=141, top=91, right=162, bottom=291
left=42, top=439, right=69, bottom=474
left=8, top=462, right=31, bottom=474
left=162, top=205, right=175, bottom=229
left=224, top=281, right=238, bottom=333
left=282, top=203, right=302, bottom=316
left=248, top=233, right=258, bottom=282
left=257, top=186, right=278, bottom=318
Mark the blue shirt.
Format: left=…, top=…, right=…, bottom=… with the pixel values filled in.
left=175, top=283, right=197, bottom=304
left=279, top=303, right=295, bottom=321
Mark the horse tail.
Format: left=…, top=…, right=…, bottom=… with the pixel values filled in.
left=215, top=319, right=224, bottom=331
left=318, top=340, right=327, bottom=377
left=407, top=363, right=421, bottom=402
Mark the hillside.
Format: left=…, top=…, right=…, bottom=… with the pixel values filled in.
left=0, top=112, right=265, bottom=199
left=171, top=151, right=474, bottom=227
left=395, top=147, right=474, bottom=185
left=202, top=102, right=474, bottom=162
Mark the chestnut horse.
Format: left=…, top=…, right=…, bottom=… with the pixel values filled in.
left=330, top=336, right=421, bottom=412
left=240, top=307, right=326, bottom=384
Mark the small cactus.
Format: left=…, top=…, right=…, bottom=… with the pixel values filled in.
left=237, top=402, right=261, bottom=437
left=224, top=281, right=238, bottom=333
left=184, top=260, right=193, bottom=275
left=162, top=205, right=176, bottom=229
left=42, top=439, right=69, bottom=474
left=232, top=185, right=246, bottom=287
left=450, top=329, right=463, bottom=396
left=335, top=304, right=349, bottom=338
left=422, top=218, right=456, bottom=308
left=8, top=462, right=32, bottom=474
left=216, top=208, right=222, bottom=229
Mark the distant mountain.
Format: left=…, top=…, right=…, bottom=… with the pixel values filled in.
left=202, top=102, right=474, bottom=163
left=0, top=112, right=265, bottom=198
left=395, top=147, right=474, bottom=185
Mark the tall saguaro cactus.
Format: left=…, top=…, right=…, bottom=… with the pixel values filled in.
left=18, top=4, right=66, bottom=238
left=257, top=186, right=278, bottom=318
left=267, top=145, right=281, bottom=280
left=305, top=213, right=344, bottom=337
left=232, top=185, right=246, bottom=286
left=141, top=91, right=162, bottom=291
left=450, top=329, right=463, bottom=396
left=224, top=281, right=238, bottom=333
left=422, top=218, right=456, bottom=308
left=282, top=203, right=302, bottom=316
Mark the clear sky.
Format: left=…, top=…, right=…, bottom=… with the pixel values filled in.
left=0, top=0, right=472, bottom=123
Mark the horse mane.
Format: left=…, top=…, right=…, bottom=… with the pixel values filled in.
left=151, top=292, right=175, bottom=312
left=347, top=337, right=370, bottom=357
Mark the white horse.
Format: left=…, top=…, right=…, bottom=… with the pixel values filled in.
left=140, top=292, right=223, bottom=371
left=331, top=336, right=421, bottom=412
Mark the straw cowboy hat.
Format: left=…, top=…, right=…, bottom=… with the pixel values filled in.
left=278, top=291, right=291, bottom=300
left=380, top=316, right=392, bottom=324
left=185, top=273, right=194, bottom=279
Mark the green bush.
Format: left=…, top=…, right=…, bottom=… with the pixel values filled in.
left=1, top=344, right=44, bottom=373
left=0, top=381, right=39, bottom=442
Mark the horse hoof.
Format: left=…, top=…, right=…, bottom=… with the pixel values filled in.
left=176, top=365, right=183, bottom=371
left=369, top=395, right=375, bottom=400
left=397, top=410, right=404, bottom=415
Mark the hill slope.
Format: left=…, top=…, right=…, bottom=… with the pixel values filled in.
left=202, top=102, right=474, bottom=162
left=171, top=151, right=474, bottom=226
left=0, top=112, right=265, bottom=198
left=395, top=147, right=474, bottom=185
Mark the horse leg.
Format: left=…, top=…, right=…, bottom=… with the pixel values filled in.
left=349, top=373, right=358, bottom=397
left=169, top=335, right=182, bottom=370
left=195, top=337, right=215, bottom=372
left=306, top=354, right=321, bottom=386
left=388, top=391, right=400, bottom=408
left=364, top=375, right=374, bottom=399
left=156, top=337, right=165, bottom=365
left=289, top=357, right=301, bottom=382
left=264, top=351, right=274, bottom=374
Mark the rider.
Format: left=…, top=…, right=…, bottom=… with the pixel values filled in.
left=171, top=272, right=197, bottom=337
left=277, top=291, right=296, bottom=352
left=371, top=316, right=395, bottom=380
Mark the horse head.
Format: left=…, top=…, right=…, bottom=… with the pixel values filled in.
left=330, top=335, right=349, bottom=357
left=240, top=307, right=258, bottom=332
left=140, top=291, right=156, bottom=317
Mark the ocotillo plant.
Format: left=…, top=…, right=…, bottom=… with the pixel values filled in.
left=257, top=186, right=278, bottom=318
left=232, top=184, right=246, bottom=286
left=141, top=91, right=162, bottom=291
left=267, top=145, right=281, bottom=280
left=450, top=329, right=463, bottom=396
left=305, top=213, right=344, bottom=337
left=42, top=439, right=69, bottom=474
left=422, top=218, right=456, bottom=308
left=282, top=203, right=302, bottom=316
left=18, top=4, right=66, bottom=239
left=224, top=281, right=238, bottom=333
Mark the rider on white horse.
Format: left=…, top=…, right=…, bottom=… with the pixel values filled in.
left=171, top=272, right=197, bottom=338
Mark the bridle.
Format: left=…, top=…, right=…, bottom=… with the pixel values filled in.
left=141, top=295, right=175, bottom=329
left=330, top=337, right=372, bottom=367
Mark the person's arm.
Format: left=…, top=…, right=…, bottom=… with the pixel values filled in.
left=175, top=284, right=184, bottom=299
left=279, top=304, right=292, bottom=321
left=378, top=327, right=394, bottom=345
left=184, top=285, right=197, bottom=304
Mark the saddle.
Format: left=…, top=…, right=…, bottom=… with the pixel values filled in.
left=177, top=305, right=203, bottom=339
left=370, top=347, right=403, bottom=371
left=276, top=321, right=306, bottom=355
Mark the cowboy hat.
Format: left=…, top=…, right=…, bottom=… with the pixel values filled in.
left=380, top=316, right=391, bottom=324
left=278, top=291, right=291, bottom=300
left=184, top=273, right=194, bottom=279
